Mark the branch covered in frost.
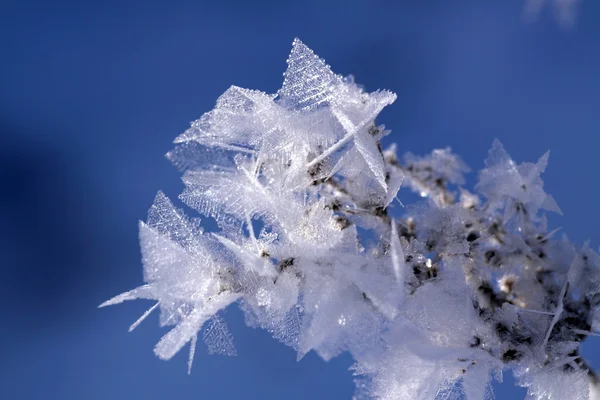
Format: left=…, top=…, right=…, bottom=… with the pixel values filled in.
left=101, top=39, right=600, bottom=400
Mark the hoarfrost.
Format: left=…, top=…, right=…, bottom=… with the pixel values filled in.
left=102, top=38, right=600, bottom=400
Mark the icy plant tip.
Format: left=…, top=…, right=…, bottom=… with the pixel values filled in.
left=101, top=39, right=600, bottom=400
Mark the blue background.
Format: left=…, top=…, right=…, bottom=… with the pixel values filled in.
left=1, top=1, right=599, bottom=399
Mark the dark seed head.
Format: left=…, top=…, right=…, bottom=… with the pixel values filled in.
left=467, top=232, right=479, bottom=242
left=502, top=349, right=522, bottom=363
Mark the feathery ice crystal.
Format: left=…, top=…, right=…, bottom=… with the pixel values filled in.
left=101, top=39, right=600, bottom=399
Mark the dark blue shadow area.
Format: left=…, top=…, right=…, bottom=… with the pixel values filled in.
left=1, top=1, right=600, bottom=399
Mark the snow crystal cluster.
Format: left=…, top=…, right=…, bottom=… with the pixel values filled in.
left=101, top=39, right=600, bottom=399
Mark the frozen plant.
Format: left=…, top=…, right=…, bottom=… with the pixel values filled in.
left=101, top=39, right=600, bottom=400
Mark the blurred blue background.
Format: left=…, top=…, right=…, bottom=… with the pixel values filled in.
left=1, top=1, right=599, bottom=399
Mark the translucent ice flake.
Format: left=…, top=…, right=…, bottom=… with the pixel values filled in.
left=477, top=139, right=562, bottom=221
left=146, top=191, right=203, bottom=250
left=180, top=157, right=278, bottom=226
left=278, top=38, right=340, bottom=111
left=153, top=291, right=240, bottom=361
left=175, top=85, right=277, bottom=153
left=202, top=314, right=237, bottom=357
left=331, top=108, right=387, bottom=190
left=166, top=141, right=236, bottom=173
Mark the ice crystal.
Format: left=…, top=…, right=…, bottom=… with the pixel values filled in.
left=102, top=39, right=600, bottom=399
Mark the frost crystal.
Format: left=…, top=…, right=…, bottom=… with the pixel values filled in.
left=102, top=39, right=600, bottom=399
